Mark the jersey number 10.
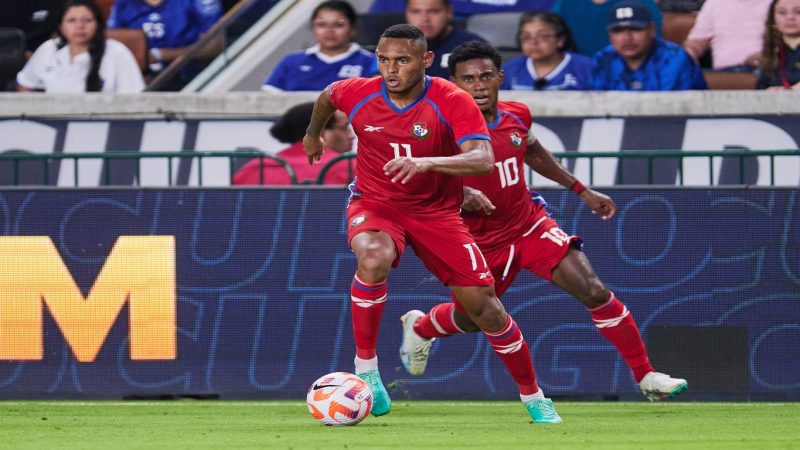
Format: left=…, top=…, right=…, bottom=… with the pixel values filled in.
left=495, top=157, right=520, bottom=188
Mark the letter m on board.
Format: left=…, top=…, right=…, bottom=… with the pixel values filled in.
left=0, top=236, right=176, bottom=362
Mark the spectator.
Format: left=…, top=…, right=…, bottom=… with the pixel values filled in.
left=0, top=0, right=64, bottom=56
left=323, top=110, right=356, bottom=155
left=551, top=0, right=663, bottom=57
left=233, top=103, right=354, bottom=185
left=263, top=0, right=377, bottom=92
left=16, top=0, right=145, bottom=93
left=758, top=0, right=800, bottom=89
left=683, top=0, right=771, bottom=72
left=370, top=0, right=554, bottom=17
left=107, top=0, right=223, bottom=75
left=501, top=11, right=591, bottom=90
left=405, top=0, right=486, bottom=77
left=591, top=0, right=707, bottom=90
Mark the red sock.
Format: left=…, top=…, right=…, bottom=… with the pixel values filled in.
left=484, top=316, right=539, bottom=395
left=590, top=292, right=654, bottom=382
left=413, top=303, right=464, bottom=339
left=350, top=274, right=387, bottom=359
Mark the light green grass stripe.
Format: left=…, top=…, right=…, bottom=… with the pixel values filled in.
left=1, top=401, right=797, bottom=450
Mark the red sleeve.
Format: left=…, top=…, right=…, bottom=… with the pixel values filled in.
left=497, top=100, right=533, bottom=130
left=508, top=101, right=533, bottom=129
left=328, top=77, right=379, bottom=116
left=435, top=80, right=490, bottom=147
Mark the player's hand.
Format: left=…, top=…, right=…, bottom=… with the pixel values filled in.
left=303, top=134, right=325, bottom=165
left=462, top=186, right=495, bottom=215
left=383, top=157, right=430, bottom=184
left=580, top=189, right=617, bottom=220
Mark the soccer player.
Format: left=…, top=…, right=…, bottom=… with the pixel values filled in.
left=303, top=24, right=563, bottom=423
left=399, top=40, right=688, bottom=402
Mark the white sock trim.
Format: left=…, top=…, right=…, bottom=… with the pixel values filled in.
left=520, top=389, right=545, bottom=402
left=354, top=356, right=378, bottom=374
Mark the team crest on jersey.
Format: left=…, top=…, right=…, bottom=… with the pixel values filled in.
left=350, top=215, right=367, bottom=228
left=411, top=122, right=430, bottom=139
left=510, top=131, right=523, bottom=147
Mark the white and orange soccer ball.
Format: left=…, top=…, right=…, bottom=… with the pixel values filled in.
left=306, top=372, right=373, bottom=426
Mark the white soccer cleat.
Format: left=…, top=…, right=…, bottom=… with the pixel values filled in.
left=399, top=310, right=434, bottom=376
left=639, top=372, right=688, bottom=401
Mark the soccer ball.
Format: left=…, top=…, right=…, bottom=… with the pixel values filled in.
left=306, top=372, right=373, bottom=426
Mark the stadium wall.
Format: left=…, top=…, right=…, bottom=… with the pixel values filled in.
left=1, top=92, right=799, bottom=187
left=0, top=188, right=797, bottom=401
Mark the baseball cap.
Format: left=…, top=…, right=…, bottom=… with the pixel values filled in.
left=607, top=0, right=653, bottom=31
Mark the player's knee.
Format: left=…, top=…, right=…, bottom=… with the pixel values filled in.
left=356, top=246, right=393, bottom=280
left=453, top=309, right=481, bottom=332
left=464, top=294, right=507, bottom=331
left=581, top=282, right=610, bottom=309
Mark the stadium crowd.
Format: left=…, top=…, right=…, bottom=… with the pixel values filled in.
left=5, top=0, right=798, bottom=92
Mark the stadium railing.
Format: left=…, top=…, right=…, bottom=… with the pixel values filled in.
left=549, top=149, right=800, bottom=186
left=1, top=149, right=798, bottom=186
left=316, top=150, right=800, bottom=186
left=0, top=150, right=297, bottom=186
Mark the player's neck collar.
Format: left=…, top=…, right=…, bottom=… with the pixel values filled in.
left=380, top=76, right=431, bottom=113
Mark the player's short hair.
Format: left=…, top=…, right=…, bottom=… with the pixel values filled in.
left=379, top=24, right=428, bottom=54
left=311, top=0, right=357, bottom=26
left=447, top=40, right=503, bottom=75
left=380, top=24, right=426, bottom=43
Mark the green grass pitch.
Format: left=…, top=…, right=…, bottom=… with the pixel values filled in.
left=2, top=401, right=798, bottom=449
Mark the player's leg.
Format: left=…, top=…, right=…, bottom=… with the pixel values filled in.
left=550, top=247, right=687, bottom=401
left=346, top=202, right=408, bottom=416
left=401, top=246, right=515, bottom=374
left=400, top=213, right=560, bottom=423
left=452, top=284, right=562, bottom=424
left=350, top=230, right=395, bottom=415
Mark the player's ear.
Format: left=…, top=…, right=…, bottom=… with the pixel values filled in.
left=497, top=69, right=505, bottom=85
left=423, top=50, right=434, bottom=69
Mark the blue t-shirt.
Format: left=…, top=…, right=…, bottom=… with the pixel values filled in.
left=107, top=0, right=222, bottom=49
left=551, top=0, right=662, bottom=57
left=370, top=0, right=554, bottom=16
left=428, top=27, right=486, bottom=78
left=263, top=44, right=378, bottom=91
left=590, top=38, right=708, bottom=91
left=501, top=51, right=592, bottom=90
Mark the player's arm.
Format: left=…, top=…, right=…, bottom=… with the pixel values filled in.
left=384, top=138, right=494, bottom=184
left=525, top=137, right=617, bottom=220
left=462, top=186, right=496, bottom=215
left=303, top=88, right=338, bottom=164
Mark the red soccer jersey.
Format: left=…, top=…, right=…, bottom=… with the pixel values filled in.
left=328, top=76, right=490, bottom=213
left=462, top=101, right=543, bottom=252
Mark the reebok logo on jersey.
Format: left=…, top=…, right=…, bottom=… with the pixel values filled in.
left=479, top=271, right=492, bottom=280
left=364, top=125, right=383, bottom=132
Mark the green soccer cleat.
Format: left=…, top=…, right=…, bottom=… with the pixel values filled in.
left=523, top=398, right=563, bottom=424
left=358, top=369, right=392, bottom=416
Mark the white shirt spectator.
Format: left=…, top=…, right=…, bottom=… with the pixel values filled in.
left=17, top=38, right=145, bottom=93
